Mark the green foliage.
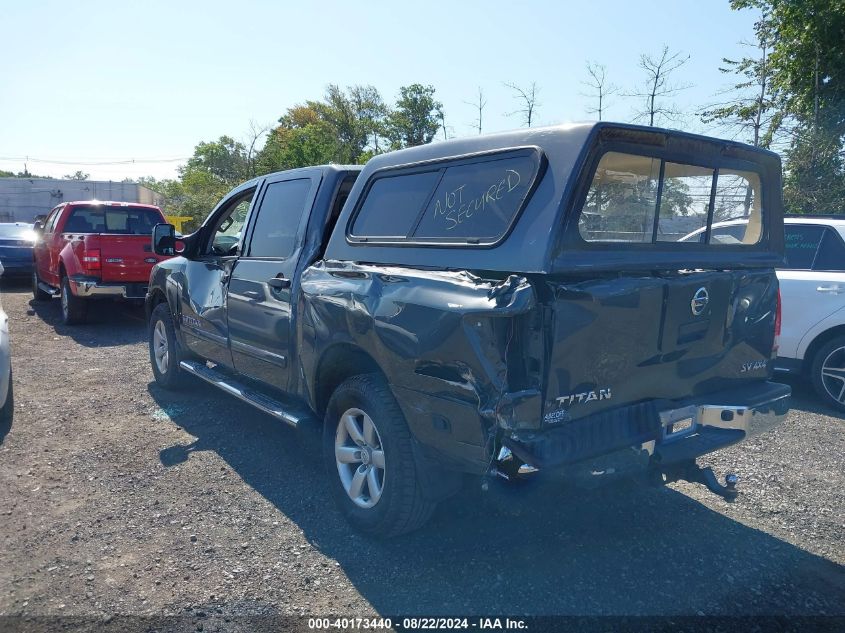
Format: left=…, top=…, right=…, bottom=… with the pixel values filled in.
left=0, top=170, right=15, bottom=177
left=731, top=0, right=845, bottom=213
left=700, top=11, right=782, bottom=148
left=63, top=170, right=89, bottom=180
left=385, top=84, right=442, bottom=149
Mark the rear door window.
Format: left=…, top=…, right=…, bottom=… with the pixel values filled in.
left=349, top=149, right=541, bottom=245
left=783, top=224, right=824, bottom=269
left=812, top=228, right=845, bottom=271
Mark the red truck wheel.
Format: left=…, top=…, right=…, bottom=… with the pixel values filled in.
left=60, top=277, right=87, bottom=325
left=32, top=271, right=51, bottom=302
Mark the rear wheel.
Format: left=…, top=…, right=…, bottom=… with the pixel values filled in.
left=149, top=302, right=189, bottom=389
left=60, top=276, right=87, bottom=325
left=323, top=373, right=435, bottom=537
left=810, top=335, right=845, bottom=412
left=32, top=270, right=50, bottom=301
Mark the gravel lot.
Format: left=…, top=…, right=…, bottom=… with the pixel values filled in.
left=0, top=282, right=843, bottom=625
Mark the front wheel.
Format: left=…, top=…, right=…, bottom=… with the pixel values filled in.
left=149, top=302, right=189, bottom=390
left=60, top=276, right=87, bottom=325
left=32, top=270, right=50, bottom=301
left=323, top=373, right=435, bottom=537
left=810, top=335, right=845, bottom=412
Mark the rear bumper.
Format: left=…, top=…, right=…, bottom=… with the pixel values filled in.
left=69, top=276, right=148, bottom=299
left=503, top=381, right=791, bottom=470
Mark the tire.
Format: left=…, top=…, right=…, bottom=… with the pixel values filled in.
left=810, top=335, right=845, bottom=412
left=0, top=367, right=13, bottom=429
left=323, top=373, right=435, bottom=537
left=149, top=302, right=189, bottom=389
left=60, top=276, right=87, bottom=325
left=32, top=270, right=50, bottom=301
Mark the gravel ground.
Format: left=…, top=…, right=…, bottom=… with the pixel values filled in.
left=0, top=282, right=843, bottom=625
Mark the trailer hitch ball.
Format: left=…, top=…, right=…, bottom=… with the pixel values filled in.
left=725, top=472, right=739, bottom=491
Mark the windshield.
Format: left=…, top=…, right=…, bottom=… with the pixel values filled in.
left=63, top=206, right=164, bottom=235
left=0, top=224, right=36, bottom=241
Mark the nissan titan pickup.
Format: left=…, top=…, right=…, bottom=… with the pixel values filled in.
left=145, top=123, right=791, bottom=536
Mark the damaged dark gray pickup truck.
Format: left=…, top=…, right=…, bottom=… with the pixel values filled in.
left=147, top=123, right=791, bottom=536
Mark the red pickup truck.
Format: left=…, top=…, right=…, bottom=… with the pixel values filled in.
left=32, top=201, right=172, bottom=324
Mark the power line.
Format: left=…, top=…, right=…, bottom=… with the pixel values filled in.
left=0, top=155, right=188, bottom=166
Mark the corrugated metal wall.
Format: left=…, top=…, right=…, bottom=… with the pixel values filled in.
left=0, top=179, right=165, bottom=222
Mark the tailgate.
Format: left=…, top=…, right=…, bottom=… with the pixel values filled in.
left=541, top=269, right=779, bottom=425
left=98, top=235, right=160, bottom=283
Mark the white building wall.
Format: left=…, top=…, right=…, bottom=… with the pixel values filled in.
left=0, top=179, right=165, bottom=222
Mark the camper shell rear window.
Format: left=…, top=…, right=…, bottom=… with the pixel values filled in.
left=575, top=150, right=765, bottom=247
left=348, top=147, right=543, bottom=246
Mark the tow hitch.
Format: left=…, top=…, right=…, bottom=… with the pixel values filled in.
left=653, top=461, right=739, bottom=500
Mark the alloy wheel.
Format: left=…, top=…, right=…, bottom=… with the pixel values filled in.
left=153, top=320, right=169, bottom=374
left=820, top=345, right=845, bottom=404
left=334, top=407, right=386, bottom=509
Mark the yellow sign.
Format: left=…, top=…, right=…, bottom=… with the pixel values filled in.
left=165, top=216, right=193, bottom=233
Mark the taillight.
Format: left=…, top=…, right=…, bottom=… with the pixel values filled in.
left=82, top=248, right=101, bottom=271
left=773, top=288, right=782, bottom=354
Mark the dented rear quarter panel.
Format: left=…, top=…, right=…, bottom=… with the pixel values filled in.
left=299, top=261, right=539, bottom=472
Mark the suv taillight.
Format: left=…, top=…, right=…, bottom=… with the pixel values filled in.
left=82, top=249, right=101, bottom=272
left=773, top=288, right=782, bottom=354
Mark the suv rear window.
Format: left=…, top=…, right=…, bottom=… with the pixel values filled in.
left=64, top=206, right=163, bottom=235
left=578, top=151, right=763, bottom=246
left=349, top=149, right=541, bottom=245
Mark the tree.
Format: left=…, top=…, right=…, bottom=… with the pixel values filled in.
left=464, top=87, right=487, bottom=135
left=181, top=136, right=249, bottom=186
left=628, top=46, right=691, bottom=126
left=244, top=120, right=271, bottom=178
left=582, top=63, right=617, bottom=121
left=63, top=170, right=89, bottom=180
left=731, top=0, right=845, bottom=213
left=385, top=84, right=442, bottom=149
left=504, top=81, right=540, bottom=127
left=700, top=12, right=782, bottom=148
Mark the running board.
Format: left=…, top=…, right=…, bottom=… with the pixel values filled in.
left=179, top=360, right=313, bottom=428
left=38, top=281, right=59, bottom=296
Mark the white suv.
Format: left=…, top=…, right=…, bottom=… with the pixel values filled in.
left=685, top=215, right=845, bottom=410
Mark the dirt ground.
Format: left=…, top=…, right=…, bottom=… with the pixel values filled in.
left=0, top=282, right=843, bottom=627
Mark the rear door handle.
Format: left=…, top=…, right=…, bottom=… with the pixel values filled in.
left=816, top=285, right=845, bottom=294
left=267, top=276, right=290, bottom=290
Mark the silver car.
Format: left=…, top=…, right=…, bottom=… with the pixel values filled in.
left=0, top=261, right=13, bottom=429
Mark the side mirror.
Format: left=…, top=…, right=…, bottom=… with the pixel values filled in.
left=153, top=223, right=177, bottom=256
left=33, top=220, right=44, bottom=233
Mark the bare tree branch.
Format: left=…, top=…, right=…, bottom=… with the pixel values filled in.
left=626, top=45, right=692, bottom=127
left=464, top=87, right=487, bottom=135
left=504, top=81, right=540, bottom=128
left=581, top=62, right=617, bottom=121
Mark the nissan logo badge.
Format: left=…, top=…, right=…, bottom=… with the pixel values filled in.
left=691, top=287, right=709, bottom=316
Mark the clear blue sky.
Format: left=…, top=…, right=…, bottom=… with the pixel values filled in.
left=1, top=0, right=761, bottom=181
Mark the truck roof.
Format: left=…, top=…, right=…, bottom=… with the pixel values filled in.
left=63, top=200, right=162, bottom=211
left=325, top=122, right=783, bottom=274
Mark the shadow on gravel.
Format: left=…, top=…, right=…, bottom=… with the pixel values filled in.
left=777, top=374, right=845, bottom=420
left=149, top=382, right=845, bottom=617
left=26, top=295, right=147, bottom=347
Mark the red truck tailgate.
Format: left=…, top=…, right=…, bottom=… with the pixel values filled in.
left=98, top=235, right=160, bottom=283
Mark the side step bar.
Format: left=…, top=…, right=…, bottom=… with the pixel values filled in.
left=179, top=360, right=314, bottom=428
left=38, top=281, right=59, bottom=296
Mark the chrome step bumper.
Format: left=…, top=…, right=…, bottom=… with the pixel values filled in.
left=179, top=360, right=315, bottom=428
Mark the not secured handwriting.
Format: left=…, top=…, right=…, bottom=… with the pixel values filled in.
left=431, top=169, right=522, bottom=230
